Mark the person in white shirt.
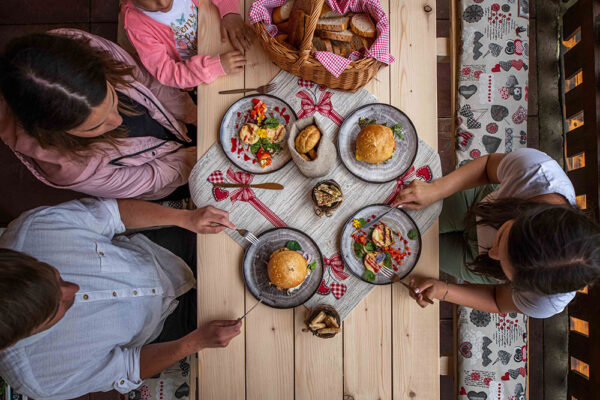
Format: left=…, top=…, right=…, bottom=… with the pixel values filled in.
left=0, top=198, right=240, bottom=399
left=392, top=148, right=600, bottom=318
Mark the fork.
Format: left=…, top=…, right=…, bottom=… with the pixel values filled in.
left=379, top=267, right=435, bottom=304
left=236, top=228, right=259, bottom=245
left=218, top=82, right=276, bottom=95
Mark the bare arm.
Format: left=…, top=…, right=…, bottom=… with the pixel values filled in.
left=140, top=320, right=242, bottom=379
left=408, top=277, right=520, bottom=313
left=392, top=153, right=506, bottom=209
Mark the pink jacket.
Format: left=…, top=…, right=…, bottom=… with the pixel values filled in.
left=0, top=29, right=198, bottom=201
left=121, top=0, right=239, bottom=89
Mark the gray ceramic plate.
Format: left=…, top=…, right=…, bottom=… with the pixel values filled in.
left=340, top=204, right=422, bottom=285
left=337, top=103, right=418, bottom=183
left=242, top=227, right=324, bottom=308
left=220, top=94, right=297, bottom=174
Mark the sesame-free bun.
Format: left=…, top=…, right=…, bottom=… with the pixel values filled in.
left=268, top=248, right=308, bottom=289
left=295, top=125, right=321, bottom=153
left=355, top=124, right=396, bottom=164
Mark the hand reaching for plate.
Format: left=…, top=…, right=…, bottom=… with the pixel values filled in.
left=390, top=180, right=441, bottom=210
left=184, top=205, right=236, bottom=234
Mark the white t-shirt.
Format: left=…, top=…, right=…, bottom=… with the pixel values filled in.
left=143, top=0, right=198, bottom=59
left=476, top=148, right=577, bottom=318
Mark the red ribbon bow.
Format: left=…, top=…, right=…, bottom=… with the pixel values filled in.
left=206, top=169, right=286, bottom=227
left=323, top=253, right=349, bottom=281
left=384, top=165, right=416, bottom=205
left=296, top=90, right=344, bottom=126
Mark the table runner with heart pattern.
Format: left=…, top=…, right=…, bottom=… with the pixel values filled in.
left=455, top=0, right=530, bottom=167
left=455, top=0, right=530, bottom=397
left=189, top=71, right=442, bottom=320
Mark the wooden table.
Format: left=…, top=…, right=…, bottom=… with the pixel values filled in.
left=196, top=1, right=439, bottom=398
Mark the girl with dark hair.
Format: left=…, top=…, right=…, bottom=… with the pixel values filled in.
left=0, top=29, right=198, bottom=200
left=391, top=148, right=600, bottom=318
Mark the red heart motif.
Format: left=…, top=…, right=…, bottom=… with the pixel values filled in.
left=473, top=70, right=483, bottom=79
left=512, top=60, right=525, bottom=70
left=501, top=372, right=510, bottom=381
left=317, top=279, right=331, bottom=295
left=514, top=39, right=524, bottom=55
left=519, top=367, right=526, bottom=377
left=492, top=64, right=501, bottom=73
left=416, top=165, right=433, bottom=182
left=459, top=387, right=467, bottom=395
left=212, top=187, right=229, bottom=202
left=329, top=282, right=347, bottom=299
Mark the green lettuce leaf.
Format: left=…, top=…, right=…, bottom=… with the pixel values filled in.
left=286, top=240, right=302, bottom=251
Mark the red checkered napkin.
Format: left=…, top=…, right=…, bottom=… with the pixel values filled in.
left=248, top=0, right=395, bottom=78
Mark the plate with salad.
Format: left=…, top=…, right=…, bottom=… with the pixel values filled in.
left=220, top=94, right=297, bottom=174
left=340, top=204, right=422, bottom=285
left=337, top=103, right=418, bottom=183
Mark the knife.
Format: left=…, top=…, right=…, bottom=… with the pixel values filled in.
left=358, top=207, right=396, bottom=231
left=237, top=299, right=263, bottom=321
left=214, top=182, right=284, bottom=190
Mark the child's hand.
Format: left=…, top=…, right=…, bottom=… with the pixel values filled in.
left=220, top=13, right=253, bottom=52
left=220, top=50, right=247, bottom=74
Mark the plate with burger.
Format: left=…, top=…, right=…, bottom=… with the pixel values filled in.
left=242, top=227, right=324, bottom=308
left=340, top=204, right=422, bottom=284
left=337, top=103, right=418, bottom=183
left=220, top=95, right=297, bottom=174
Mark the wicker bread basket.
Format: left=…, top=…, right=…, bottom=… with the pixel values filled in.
left=252, top=0, right=385, bottom=92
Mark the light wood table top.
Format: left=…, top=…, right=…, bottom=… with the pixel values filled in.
left=196, top=1, right=439, bottom=398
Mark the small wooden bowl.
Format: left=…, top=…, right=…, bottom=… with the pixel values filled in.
left=306, top=305, right=341, bottom=339
left=311, top=180, right=343, bottom=217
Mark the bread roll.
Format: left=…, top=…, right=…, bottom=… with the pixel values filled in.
left=355, top=124, right=396, bottom=164
left=288, top=9, right=307, bottom=48
left=295, top=125, right=321, bottom=153
left=272, top=0, right=294, bottom=24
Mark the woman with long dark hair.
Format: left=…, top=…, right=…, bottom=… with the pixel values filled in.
left=0, top=29, right=198, bottom=199
left=392, top=148, right=600, bottom=318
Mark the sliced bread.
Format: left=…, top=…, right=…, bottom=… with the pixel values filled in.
left=316, top=29, right=354, bottom=43
left=351, top=34, right=369, bottom=51
left=350, top=13, right=376, bottom=38
left=312, top=37, right=327, bottom=51
left=332, top=40, right=353, bottom=57
left=316, top=16, right=350, bottom=32
left=321, top=10, right=348, bottom=18
left=273, top=0, right=294, bottom=24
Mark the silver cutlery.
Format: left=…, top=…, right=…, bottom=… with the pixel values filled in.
left=237, top=299, right=263, bottom=321
left=378, top=268, right=435, bottom=304
left=358, top=207, right=396, bottom=231
left=235, top=228, right=259, bottom=245
left=218, top=83, right=276, bottom=95
left=213, top=182, right=284, bottom=190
